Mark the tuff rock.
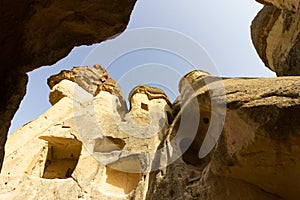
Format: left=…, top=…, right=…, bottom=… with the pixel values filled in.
left=251, top=0, right=300, bottom=75
left=0, top=65, right=172, bottom=199
left=1, top=66, right=299, bottom=199
left=148, top=71, right=300, bottom=200
left=0, top=0, right=136, bottom=170
left=1, top=1, right=300, bottom=199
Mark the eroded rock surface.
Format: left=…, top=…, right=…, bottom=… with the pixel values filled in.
left=0, top=0, right=136, bottom=171
left=147, top=73, right=300, bottom=200
left=48, top=64, right=128, bottom=117
left=251, top=0, right=300, bottom=75
left=0, top=65, right=171, bottom=199
left=1, top=67, right=300, bottom=199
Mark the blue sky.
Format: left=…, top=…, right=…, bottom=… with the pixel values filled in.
left=9, top=0, right=274, bottom=134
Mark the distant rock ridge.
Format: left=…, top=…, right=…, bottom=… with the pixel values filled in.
left=1, top=65, right=299, bottom=199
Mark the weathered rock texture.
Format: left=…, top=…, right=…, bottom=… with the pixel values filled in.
left=0, top=65, right=172, bottom=199
left=1, top=67, right=299, bottom=199
left=148, top=72, right=300, bottom=200
left=251, top=0, right=300, bottom=75
left=0, top=0, right=136, bottom=171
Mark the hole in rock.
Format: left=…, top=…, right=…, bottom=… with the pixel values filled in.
left=203, top=117, right=210, bottom=124
left=179, top=110, right=212, bottom=166
left=39, top=136, right=82, bottom=179
left=141, top=102, right=149, bottom=111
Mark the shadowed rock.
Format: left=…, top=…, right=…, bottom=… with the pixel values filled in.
left=147, top=75, right=300, bottom=200
left=251, top=0, right=300, bottom=75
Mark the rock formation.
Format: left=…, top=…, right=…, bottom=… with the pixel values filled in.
left=251, top=0, right=300, bottom=75
left=0, top=0, right=137, bottom=170
left=148, top=72, right=300, bottom=200
left=0, top=65, right=172, bottom=199
left=1, top=1, right=300, bottom=199
left=1, top=65, right=299, bottom=199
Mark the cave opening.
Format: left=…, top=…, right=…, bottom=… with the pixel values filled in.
left=40, top=136, right=82, bottom=179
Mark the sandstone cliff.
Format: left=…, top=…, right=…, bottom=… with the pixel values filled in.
left=1, top=66, right=299, bottom=199
left=251, top=0, right=300, bottom=75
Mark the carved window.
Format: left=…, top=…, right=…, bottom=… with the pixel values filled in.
left=39, top=136, right=82, bottom=179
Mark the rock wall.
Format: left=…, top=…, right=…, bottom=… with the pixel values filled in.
left=148, top=72, right=300, bottom=200
left=1, top=66, right=299, bottom=199
left=0, top=65, right=172, bottom=199
left=1, top=1, right=300, bottom=199
left=0, top=0, right=136, bottom=170
left=251, top=0, right=300, bottom=75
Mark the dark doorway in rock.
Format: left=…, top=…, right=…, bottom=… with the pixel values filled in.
left=39, top=136, right=82, bottom=179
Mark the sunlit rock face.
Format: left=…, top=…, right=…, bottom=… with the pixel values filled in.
left=0, top=65, right=172, bottom=199
left=1, top=66, right=299, bottom=199
left=251, top=0, right=300, bottom=75
left=147, top=74, right=300, bottom=200
left=0, top=0, right=136, bottom=171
